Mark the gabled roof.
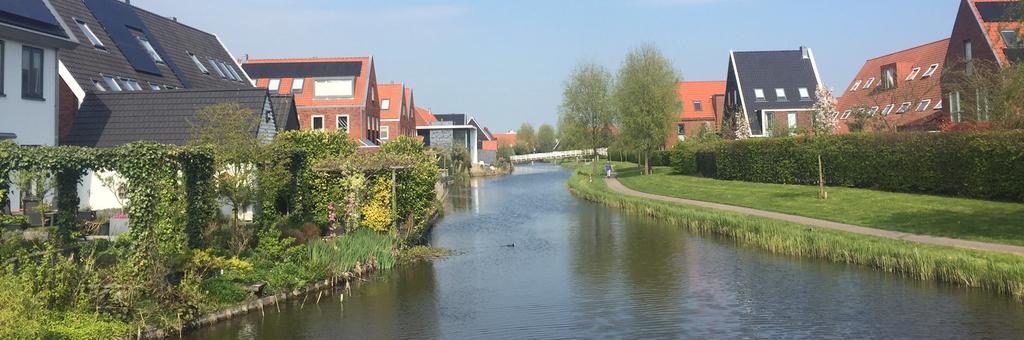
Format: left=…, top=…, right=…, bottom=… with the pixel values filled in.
left=242, top=56, right=373, bottom=107
left=269, top=94, right=300, bottom=131
left=966, top=0, right=1024, bottom=65
left=52, top=0, right=249, bottom=93
left=493, top=132, right=516, bottom=146
left=676, top=81, right=725, bottom=121
left=414, top=106, right=436, bottom=126
left=730, top=48, right=821, bottom=112
left=837, top=39, right=949, bottom=132
left=377, top=83, right=405, bottom=120
left=65, top=88, right=270, bottom=147
left=0, top=0, right=76, bottom=47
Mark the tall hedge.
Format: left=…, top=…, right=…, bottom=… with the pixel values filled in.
left=692, top=131, right=1024, bottom=201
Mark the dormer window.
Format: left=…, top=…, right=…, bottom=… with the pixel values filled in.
left=881, top=67, right=896, bottom=90
left=798, top=87, right=811, bottom=101
left=753, top=88, right=766, bottom=101
left=863, top=77, right=875, bottom=88
left=267, top=78, right=281, bottom=94
left=922, top=64, right=939, bottom=78
left=188, top=52, right=209, bottom=74
left=775, top=88, right=787, bottom=102
left=906, top=67, right=921, bottom=81
left=850, top=80, right=861, bottom=92
left=136, top=35, right=163, bottom=63
left=75, top=19, right=105, bottom=49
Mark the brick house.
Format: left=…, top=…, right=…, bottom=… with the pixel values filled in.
left=666, top=80, right=726, bottom=147
left=414, top=106, right=437, bottom=126
left=836, top=39, right=950, bottom=133
left=940, top=0, right=1023, bottom=125
left=724, top=47, right=823, bottom=137
left=377, top=83, right=417, bottom=142
left=49, top=0, right=253, bottom=143
left=243, top=57, right=381, bottom=146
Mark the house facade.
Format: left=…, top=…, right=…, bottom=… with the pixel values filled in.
left=377, top=83, right=417, bottom=141
left=666, top=80, right=726, bottom=147
left=50, top=0, right=252, bottom=142
left=417, top=113, right=482, bottom=164
left=243, top=57, right=381, bottom=146
left=724, top=47, right=823, bottom=137
left=836, top=39, right=950, bottom=133
left=0, top=0, right=77, bottom=146
left=940, top=0, right=1023, bottom=125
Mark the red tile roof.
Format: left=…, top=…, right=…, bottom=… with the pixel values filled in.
left=493, top=133, right=517, bottom=146
left=968, top=0, right=1023, bottom=66
left=245, top=56, right=374, bottom=107
left=837, top=39, right=949, bottom=132
left=414, top=106, right=437, bottom=126
left=676, top=81, right=726, bottom=121
left=378, top=83, right=404, bottom=120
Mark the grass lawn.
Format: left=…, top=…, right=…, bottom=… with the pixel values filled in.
left=608, top=162, right=1024, bottom=247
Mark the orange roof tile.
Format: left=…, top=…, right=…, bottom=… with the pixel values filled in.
left=415, top=106, right=437, bottom=126
left=493, top=133, right=517, bottom=146
left=676, top=81, right=726, bottom=121
left=378, top=83, right=405, bottom=120
left=969, top=0, right=1024, bottom=66
left=836, top=39, right=949, bottom=132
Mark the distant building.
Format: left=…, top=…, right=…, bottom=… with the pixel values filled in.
left=724, top=47, right=823, bottom=137
left=0, top=0, right=77, bottom=146
left=667, top=81, right=726, bottom=147
left=414, top=106, right=437, bottom=126
left=51, top=0, right=253, bottom=142
left=492, top=131, right=517, bottom=147
left=941, top=0, right=1023, bottom=125
left=244, top=57, right=381, bottom=146
left=417, top=114, right=487, bottom=164
left=378, top=83, right=417, bottom=141
left=836, top=39, right=950, bottom=133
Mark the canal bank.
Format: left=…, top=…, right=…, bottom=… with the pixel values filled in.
left=187, top=164, right=1024, bottom=339
left=565, top=164, right=1024, bottom=300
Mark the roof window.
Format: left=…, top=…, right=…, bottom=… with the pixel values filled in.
left=775, top=88, right=787, bottom=102
left=906, top=67, right=921, bottom=81
left=1001, top=29, right=1023, bottom=48
left=922, top=64, right=939, bottom=78
left=798, top=87, right=811, bottom=101
left=136, top=35, right=163, bottom=63
left=102, top=75, right=121, bottom=91
left=881, top=104, right=895, bottom=116
left=897, top=102, right=912, bottom=114
left=850, top=80, right=861, bottom=92
left=916, top=99, right=931, bottom=112
left=208, top=59, right=226, bottom=78
left=753, top=88, right=766, bottom=101
left=863, top=77, right=875, bottom=89
left=188, top=52, right=209, bottom=74
left=75, top=19, right=105, bottom=49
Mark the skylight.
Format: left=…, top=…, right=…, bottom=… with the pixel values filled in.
left=841, top=110, right=852, bottom=119
left=381, top=99, right=391, bottom=110
left=881, top=104, right=894, bottom=116
left=76, top=19, right=104, bottom=49
left=869, top=106, right=879, bottom=116
left=863, top=77, right=875, bottom=88
left=292, top=78, right=304, bottom=94
left=922, top=64, right=939, bottom=77
left=1001, top=29, right=1023, bottom=48
left=136, top=36, right=163, bottom=63
left=906, top=67, right=921, bottom=81
left=916, top=99, right=931, bottom=112
left=897, top=102, right=912, bottom=113
left=754, top=88, right=766, bottom=101
left=798, top=87, right=810, bottom=101
left=775, top=88, right=787, bottom=102
left=92, top=79, right=106, bottom=92
left=102, top=75, right=121, bottom=91
left=850, top=80, right=861, bottom=92
left=208, top=59, right=226, bottom=78
left=189, top=52, right=209, bottom=74
left=268, top=78, right=281, bottom=93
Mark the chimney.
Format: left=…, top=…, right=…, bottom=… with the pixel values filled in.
left=801, top=46, right=811, bottom=59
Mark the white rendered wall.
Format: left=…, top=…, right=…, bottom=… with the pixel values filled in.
left=0, top=40, right=58, bottom=146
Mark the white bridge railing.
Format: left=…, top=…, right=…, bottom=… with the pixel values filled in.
left=510, top=148, right=607, bottom=163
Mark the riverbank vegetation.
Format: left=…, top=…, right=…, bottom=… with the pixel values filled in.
left=565, top=164, right=1024, bottom=300
left=0, top=123, right=441, bottom=338
left=609, top=162, right=1024, bottom=246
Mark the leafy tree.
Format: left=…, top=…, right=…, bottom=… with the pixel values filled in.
left=496, top=141, right=515, bottom=162
left=536, top=124, right=557, bottom=153
left=513, top=140, right=530, bottom=156
left=695, top=122, right=721, bottom=143
left=613, top=44, right=680, bottom=175
left=516, top=123, right=536, bottom=153
left=558, top=62, right=615, bottom=180
left=811, top=85, right=839, bottom=135
left=950, top=60, right=1024, bottom=130
left=189, top=102, right=262, bottom=230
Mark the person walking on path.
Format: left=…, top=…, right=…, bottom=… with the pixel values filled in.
left=604, top=162, right=613, bottom=178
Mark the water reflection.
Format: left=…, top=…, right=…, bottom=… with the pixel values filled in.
left=189, top=164, right=1024, bottom=339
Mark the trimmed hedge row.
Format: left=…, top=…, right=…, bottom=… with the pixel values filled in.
left=607, top=149, right=671, bottom=167
left=683, top=131, right=1024, bottom=201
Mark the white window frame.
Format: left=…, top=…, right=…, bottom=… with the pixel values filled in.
left=922, top=64, right=939, bottom=77
left=381, top=99, right=391, bottom=110
left=149, top=82, right=161, bottom=91
left=840, top=110, right=852, bottom=120
left=933, top=100, right=943, bottom=109
left=291, top=78, right=304, bottom=94
left=863, top=77, right=875, bottom=88
left=915, top=99, right=931, bottom=112
left=753, top=88, right=766, bottom=101
left=102, top=74, right=121, bottom=91
left=881, top=104, right=895, bottom=116
left=188, top=52, right=209, bottom=74
left=1001, top=29, right=1022, bottom=48
left=313, top=77, right=356, bottom=100
left=268, top=78, right=281, bottom=93
left=136, top=35, right=163, bottom=63
left=336, top=115, right=349, bottom=132
left=798, top=87, right=810, bottom=101
left=950, top=92, right=962, bottom=123
left=311, top=115, right=325, bottom=131
left=92, top=79, right=105, bottom=92
left=75, top=19, right=105, bottom=49
left=896, top=102, right=912, bottom=113
left=380, top=125, right=390, bottom=140
left=882, top=69, right=895, bottom=89
left=208, top=59, right=225, bottom=78
left=850, top=80, right=861, bottom=92
left=692, top=100, right=703, bottom=112
left=906, top=67, right=921, bottom=81
left=869, top=106, right=880, bottom=116
left=775, top=88, right=787, bottom=102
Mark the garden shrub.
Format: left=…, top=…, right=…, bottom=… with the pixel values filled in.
left=694, top=131, right=1024, bottom=200
left=669, top=142, right=699, bottom=175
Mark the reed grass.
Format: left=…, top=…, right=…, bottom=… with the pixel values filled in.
left=566, top=166, right=1024, bottom=300
left=307, top=229, right=398, bottom=277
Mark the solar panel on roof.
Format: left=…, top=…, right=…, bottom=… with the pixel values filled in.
left=242, top=62, right=363, bottom=79
left=0, top=0, right=68, bottom=37
left=84, top=0, right=163, bottom=76
left=976, top=2, right=1018, bottom=22
left=1005, top=48, right=1024, bottom=63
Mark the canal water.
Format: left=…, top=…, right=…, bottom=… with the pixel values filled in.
left=190, top=164, right=1024, bottom=339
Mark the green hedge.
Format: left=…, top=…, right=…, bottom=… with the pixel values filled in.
left=606, top=149, right=671, bottom=167
left=690, top=131, right=1024, bottom=201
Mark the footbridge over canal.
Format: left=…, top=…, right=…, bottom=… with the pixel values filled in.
left=509, top=148, right=607, bottom=163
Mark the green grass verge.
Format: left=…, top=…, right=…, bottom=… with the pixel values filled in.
left=610, top=162, right=1024, bottom=246
left=565, top=164, right=1024, bottom=300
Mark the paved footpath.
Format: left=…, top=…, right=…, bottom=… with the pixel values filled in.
left=605, top=178, right=1024, bottom=256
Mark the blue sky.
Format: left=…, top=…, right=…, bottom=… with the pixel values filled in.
left=135, top=0, right=960, bottom=132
